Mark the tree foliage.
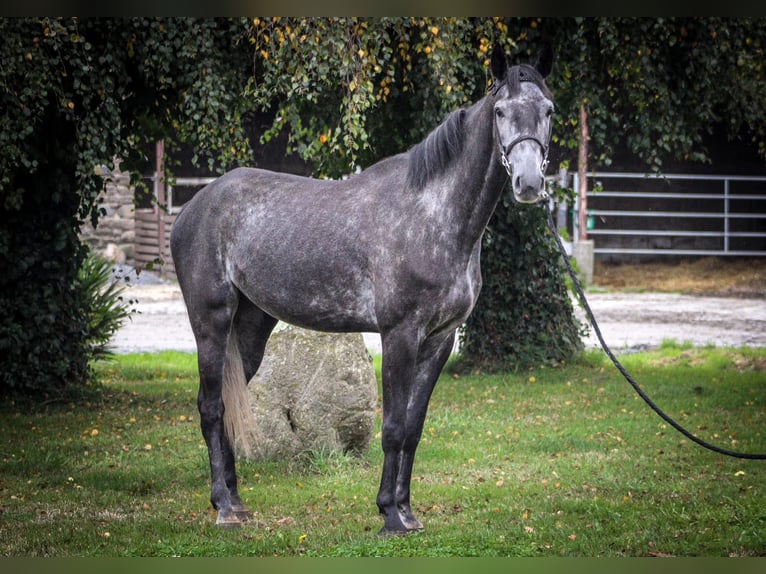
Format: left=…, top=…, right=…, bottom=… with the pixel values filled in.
left=247, top=17, right=766, bottom=177
left=246, top=17, right=515, bottom=177
left=534, top=17, right=766, bottom=169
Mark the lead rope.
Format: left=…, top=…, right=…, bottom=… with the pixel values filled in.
left=541, top=199, right=766, bottom=460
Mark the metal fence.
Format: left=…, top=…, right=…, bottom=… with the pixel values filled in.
left=572, top=172, right=766, bottom=257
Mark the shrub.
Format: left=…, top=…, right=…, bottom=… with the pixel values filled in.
left=459, top=197, right=586, bottom=370
left=76, top=252, right=133, bottom=362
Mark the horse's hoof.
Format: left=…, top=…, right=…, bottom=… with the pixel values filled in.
left=216, top=512, right=242, bottom=529
left=232, top=504, right=252, bottom=522
left=402, top=517, right=424, bottom=531
left=378, top=521, right=424, bottom=537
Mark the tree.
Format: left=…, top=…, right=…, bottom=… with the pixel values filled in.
left=246, top=17, right=502, bottom=176
left=0, top=17, right=255, bottom=397
left=525, top=17, right=766, bottom=170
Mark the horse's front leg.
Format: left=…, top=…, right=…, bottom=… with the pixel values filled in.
left=376, top=327, right=419, bottom=534
left=376, top=329, right=455, bottom=534
left=394, top=331, right=456, bottom=531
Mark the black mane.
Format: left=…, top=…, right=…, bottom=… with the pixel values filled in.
left=406, top=108, right=466, bottom=190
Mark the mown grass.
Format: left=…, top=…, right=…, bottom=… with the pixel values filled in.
left=1, top=344, right=764, bottom=557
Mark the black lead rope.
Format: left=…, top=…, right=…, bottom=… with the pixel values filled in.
left=542, top=201, right=766, bottom=460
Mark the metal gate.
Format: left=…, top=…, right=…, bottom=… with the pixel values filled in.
left=572, top=172, right=766, bottom=257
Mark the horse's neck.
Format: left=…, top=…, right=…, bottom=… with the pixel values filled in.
left=443, top=97, right=506, bottom=251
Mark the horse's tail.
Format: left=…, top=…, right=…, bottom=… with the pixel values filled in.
left=221, top=334, right=255, bottom=457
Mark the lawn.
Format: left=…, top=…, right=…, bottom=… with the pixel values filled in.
left=1, top=344, right=764, bottom=557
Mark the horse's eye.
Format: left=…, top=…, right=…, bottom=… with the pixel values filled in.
left=495, top=108, right=504, bottom=119
left=545, top=107, right=554, bottom=118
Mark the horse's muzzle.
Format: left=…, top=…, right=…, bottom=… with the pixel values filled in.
left=513, top=173, right=545, bottom=204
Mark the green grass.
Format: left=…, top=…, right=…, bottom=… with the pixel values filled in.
left=1, top=344, right=765, bottom=557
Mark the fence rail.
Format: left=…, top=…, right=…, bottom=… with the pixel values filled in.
left=572, top=172, right=766, bottom=257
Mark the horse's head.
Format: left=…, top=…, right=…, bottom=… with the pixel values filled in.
left=490, top=45, right=554, bottom=204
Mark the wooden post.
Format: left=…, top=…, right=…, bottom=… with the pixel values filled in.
left=578, top=102, right=589, bottom=241
left=155, top=140, right=166, bottom=274
left=572, top=101, right=594, bottom=284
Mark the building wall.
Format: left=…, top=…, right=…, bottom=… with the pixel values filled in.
left=79, top=162, right=135, bottom=265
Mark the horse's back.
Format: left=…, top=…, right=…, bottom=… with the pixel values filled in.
left=170, top=163, right=408, bottom=333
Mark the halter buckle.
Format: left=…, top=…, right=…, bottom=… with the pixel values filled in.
left=501, top=152, right=513, bottom=176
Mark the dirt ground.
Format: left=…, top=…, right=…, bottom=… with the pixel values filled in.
left=593, top=257, right=766, bottom=298
left=110, top=257, right=766, bottom=354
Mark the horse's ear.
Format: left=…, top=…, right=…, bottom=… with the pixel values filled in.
left=491, top=44, right=508, bottom=82
left=534, top=44, right=554, bottom=78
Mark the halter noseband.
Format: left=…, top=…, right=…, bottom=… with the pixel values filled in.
left=500, top=132, right=551, bottom=177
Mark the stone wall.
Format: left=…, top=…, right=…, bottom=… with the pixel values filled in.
left=79, top=162, right=135, bottom=265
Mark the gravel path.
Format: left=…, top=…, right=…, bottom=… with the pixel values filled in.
left=109, top=281, right=766, bottom=355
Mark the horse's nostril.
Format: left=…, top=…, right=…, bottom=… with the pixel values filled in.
left=513, top=174, right=542, bottom=195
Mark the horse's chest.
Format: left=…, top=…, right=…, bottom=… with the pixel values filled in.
left=423, top=259, right=481, bottom=333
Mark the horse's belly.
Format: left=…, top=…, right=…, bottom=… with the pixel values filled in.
left=235, top=271, right=379, bottom=334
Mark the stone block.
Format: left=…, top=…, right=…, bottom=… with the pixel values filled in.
left=245, top=325, right=378, bottom=460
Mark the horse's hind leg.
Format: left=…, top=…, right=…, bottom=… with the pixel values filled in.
left=188, top=284, right=243, bottom=527
left=233, top=294, right=278, bottom=382
left=223, top=295, right=278, bottom=520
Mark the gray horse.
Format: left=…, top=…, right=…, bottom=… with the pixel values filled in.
left=170, top=44, right=554, bottom=534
